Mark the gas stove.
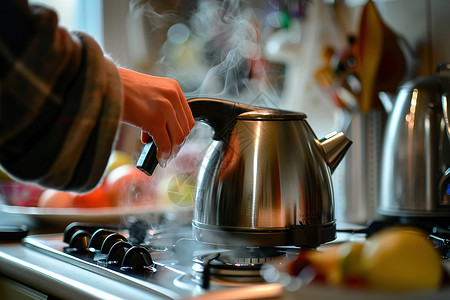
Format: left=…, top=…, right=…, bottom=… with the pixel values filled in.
left=17, top=217, right=450, bottom=299
left=21, top=220, right=307, bottom=299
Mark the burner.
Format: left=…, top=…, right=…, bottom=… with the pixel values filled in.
left=192, top=247, right=299, bottom=286
left=213, top=248, right=288, bottom=265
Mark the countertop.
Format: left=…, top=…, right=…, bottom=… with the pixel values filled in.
left=2, top=211, right=450, bottom=299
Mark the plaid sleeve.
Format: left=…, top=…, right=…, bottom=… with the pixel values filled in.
left=0, top=3, right=123, bottom=192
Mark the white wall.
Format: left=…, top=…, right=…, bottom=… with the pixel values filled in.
left=374, top=0, right=450, bottom=75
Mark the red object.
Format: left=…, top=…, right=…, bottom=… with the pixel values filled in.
left=0, top=182, right=43, bottom=207
left=72, top=187, right=111, bottom=208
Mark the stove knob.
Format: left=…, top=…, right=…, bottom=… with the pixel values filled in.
left=128, top=220, right=149, bottom=244
left=68, top=230, right=91, bottom=250
left=63, top=222, right=121, bottom=245
left=64, top=222, right=95, bottom=244
left=121, top=246, right=154, bottom=270
left=89, top=229, right=117, bottom=250
left=101, top=233, right=127, bottom=254
left=107, top=241, right=133, bottom=264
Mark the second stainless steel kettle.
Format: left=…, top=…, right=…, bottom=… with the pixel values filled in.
left=379, top=64, right=450, bottom=218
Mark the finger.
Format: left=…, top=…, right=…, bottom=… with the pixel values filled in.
left=175, top=85, right=195, bottom=130
left=180, top=100, right=195, bottom=134
left=169, top=88, right=193, bottom=138
left=152, top=129, right=172, bottom=156
left=166, top=110, right=185, bottom=147
left=174, top=105, right=191, bottom=139
left=141, top=131, right=152, bottom=144
left=150, top=123, right=173, bottom=167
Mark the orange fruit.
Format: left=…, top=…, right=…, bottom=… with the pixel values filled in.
left=37, top=189, right=74, bottom=208
left=104, top=165, right=155, bottom=207
left=72, top=186, right=111, bottom=208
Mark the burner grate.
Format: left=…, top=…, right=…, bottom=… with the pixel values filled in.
left=192, top=247, right=300, bottom=287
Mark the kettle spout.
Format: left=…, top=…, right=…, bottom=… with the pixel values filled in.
left=320, top=132, right=352, bottom=173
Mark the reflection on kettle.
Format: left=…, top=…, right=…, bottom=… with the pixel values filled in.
left=379, top=64, right=450, bottom=218
left=138, top=98, right=352, bottom=247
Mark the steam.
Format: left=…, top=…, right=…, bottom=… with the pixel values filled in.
left=188, top=0, right=261, bottom=98
left=128, top=0, right=186, bottom=30
left=129, top=0, right=277, bottom=108
left=125, top=1, right=285, bottom=245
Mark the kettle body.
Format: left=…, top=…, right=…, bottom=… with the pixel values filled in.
left=137, top=98, right=352, bottom=247
left=379, top=65, right=450, bottom=217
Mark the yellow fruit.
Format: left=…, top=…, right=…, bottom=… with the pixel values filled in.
left=338, top=242, right=364, bottom=279
left=104, top=150, right=132, bottom=176
left=0, top=167, right=12, bottom=181
left=361, top=226, right=443, bottom=291
left=304, top=244, right=342, bottom=285
left=157, top=174, right=195, bottom=207
left=306, top=242, right=366, bottom=287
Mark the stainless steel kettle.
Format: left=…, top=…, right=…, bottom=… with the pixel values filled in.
left=379, top=64, right=450, bottom=218
left=137, top=98, right=352, bottom=247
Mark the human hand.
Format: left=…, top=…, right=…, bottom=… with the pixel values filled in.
left=119, top=68, right=195, bottom=167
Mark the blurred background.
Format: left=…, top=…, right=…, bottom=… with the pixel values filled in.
left=26, top=0, right=450, bottom=224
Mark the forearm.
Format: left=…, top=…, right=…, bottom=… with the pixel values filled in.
left=0, top=3, right=123, bottom=192
left=0, top=0, right=33, bottom=76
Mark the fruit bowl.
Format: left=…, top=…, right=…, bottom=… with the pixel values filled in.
left=0, top=181, right=44, bottom=207
left=0, top=203, right=193, bottom=226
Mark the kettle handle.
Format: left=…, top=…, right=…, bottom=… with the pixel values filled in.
left=438, top=64, right=450, bottom=140
left=443, top=93, right=450, bottom=140
left=136, top=98, right=258, bottom=176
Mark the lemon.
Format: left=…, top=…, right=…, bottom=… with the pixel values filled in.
left=339, top=242, right=365, bottom=279
left=157, top=174, right=195, bottom=207
left=309, top=242, right=366, bottom=287
left=361, top=226, right=443, bottom=291
left=104, top=150, right=132, bottom=176
left=305, top=244, right=342, bottom=285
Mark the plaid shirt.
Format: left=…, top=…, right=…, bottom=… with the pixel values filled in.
left=0, top=1, right=123, bottom=192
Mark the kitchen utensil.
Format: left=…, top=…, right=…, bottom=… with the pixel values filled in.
left=137, top=98, right=352, bottom=247
left=379, top=64, right=450, bottom=217
left=357, top=0, right=410, bottom=113
left=334, top=109, right=385, bottom=225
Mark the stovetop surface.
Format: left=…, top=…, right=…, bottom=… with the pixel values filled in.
left=23, top=222, right=304, bottom=299
left=20, top=218, right=450, bottom=299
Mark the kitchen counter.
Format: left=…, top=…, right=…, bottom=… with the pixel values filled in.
left=0, top=243, right=175, bottom=300
left=2, top=238, right=450, bottom=300
left=0, top=210, right=66, bottom=235
left=2, top=211, right=450, bottom=299
left=0, top=211, right=181, bottom=299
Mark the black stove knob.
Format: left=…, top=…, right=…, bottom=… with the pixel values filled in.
left=63, top=222, right=120, bottom=244
left=107, top=241, right=133, bottom=264
left=89, top=229, right=117, bottom=250
left=128, top=220, right=149, bottom=244
left=64, top=222, right=89, bottom=243
left=68, top=230, right=91, bottom=250
left=121, top=246, right=154, bottom=270
left=101, top=233, right=127, bottom=254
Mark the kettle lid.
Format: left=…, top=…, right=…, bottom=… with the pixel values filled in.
left=399, top=63, right=450, bottom=93
left=236, top=109, right=306, bottom=121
